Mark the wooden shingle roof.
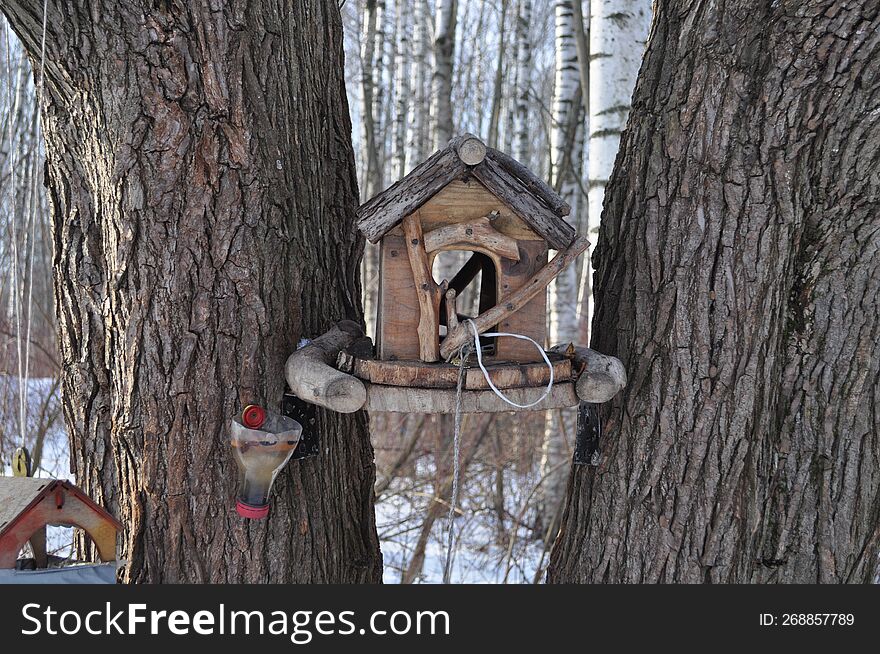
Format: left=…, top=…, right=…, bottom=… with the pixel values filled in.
left=356, top=134, right=576, bottom=250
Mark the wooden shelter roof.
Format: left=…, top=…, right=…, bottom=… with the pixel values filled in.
left=0, top=477, right=122, bottom=537
left=356, top=134, right=576, bottom=250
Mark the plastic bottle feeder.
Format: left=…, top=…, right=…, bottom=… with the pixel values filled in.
left=230, top=407, right=302, bottom=519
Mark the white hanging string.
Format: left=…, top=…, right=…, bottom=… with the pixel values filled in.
left=4, top=20, right=26, bottom=448
left=2, top=1, right=48, bottom=451
left=465, top=319, right=554, bottom=409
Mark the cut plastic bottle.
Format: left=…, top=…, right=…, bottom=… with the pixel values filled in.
left=230, top=408, right=302, bottom=519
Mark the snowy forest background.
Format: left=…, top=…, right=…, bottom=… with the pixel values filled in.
left=0, top=0, right=652, bottom=582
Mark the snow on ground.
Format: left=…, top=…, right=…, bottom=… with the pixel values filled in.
left=376, top=464, right=548, bottom=584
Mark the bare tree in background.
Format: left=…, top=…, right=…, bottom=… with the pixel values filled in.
left=538, top=0, right=585, bottom=540
left=513, top=0, right=532, bottom=163
left=587, top=0, right=651, bottom=233
left=392, top=0, right=410, bottom=181
left=432, top=0, right=458, bottom=149
left=407, top=0, right=431, bottom=169
left=371, top=0, right=388, bottom=191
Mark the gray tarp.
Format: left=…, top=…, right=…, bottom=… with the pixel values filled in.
left=0, top=563, right=117, bottom=584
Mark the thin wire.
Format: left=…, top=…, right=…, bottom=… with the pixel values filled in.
left=4, top=19, right=26, bottom=447
left=442, top=343, right=470, bottom=584
left=22, top=0, right=50, bottom=444
left=23, top=145, right=38, bottom=405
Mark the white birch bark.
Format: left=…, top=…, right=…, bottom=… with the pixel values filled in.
left=392, top=0, right=410, bottom=180
left=372, top=0, right=387, bottom=192
left=540, top=0, right=585, bottom=541
left=513, top=0, right=532, bottom=163
left=432, top=0, right=458, bottom=149
left=406, top=0, right=430, bottom=169
left=360, top=0, right=381, bottom=199
left=587, top=0, right=651, bottom=234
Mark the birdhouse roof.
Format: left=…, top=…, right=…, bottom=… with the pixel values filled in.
left=0, top=477, right=123, bottom=537
left=356, top=134, right=576, bottom=250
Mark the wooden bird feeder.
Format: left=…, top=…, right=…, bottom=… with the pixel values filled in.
left=284, top=134, right=626, bottom=415
left=0, top=477, right=122, bottom=570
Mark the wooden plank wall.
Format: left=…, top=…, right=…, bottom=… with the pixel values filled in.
left=377, top=179, right=548, bottom=362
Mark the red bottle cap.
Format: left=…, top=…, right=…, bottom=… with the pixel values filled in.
left=236, top=500, right=269, bottom=519
left=242, top=404, right=266, bottom=430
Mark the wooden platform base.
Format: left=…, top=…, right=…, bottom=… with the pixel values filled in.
left=337, top=351, right=571, bottom=390
left=286, top=323, right=627, bottom=415
left=363, top=380, right=578, bottom=413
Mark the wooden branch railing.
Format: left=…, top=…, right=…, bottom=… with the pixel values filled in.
left=439, top=236, right=589, bottom=360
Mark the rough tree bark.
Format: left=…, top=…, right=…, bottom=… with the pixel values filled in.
left=550, top=0, right=880, bottom=583
left=1, top=0, right=382, bottom=583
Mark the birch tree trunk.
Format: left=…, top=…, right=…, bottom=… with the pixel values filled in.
left=540, top=0, right=585, bottom=540
left=392, top=0, right=410, bottom=181
left=432, top=0, right=457, bottom=149
left=487, top=0, right=509, bottom=149
left=407, top=0, right=430, bottom=168
left=472, top=0, right=488, bottom=139
left=0, top=0, right=382, bottom=583
left=360, top=0, right=381, bottom=199
left=587, top=0, right=651, bottom=232
left=550, top=0, right=880, bottom=583
left=371, top=0, right=388, bottom=191
left=513, top=0, right=532, bottom=164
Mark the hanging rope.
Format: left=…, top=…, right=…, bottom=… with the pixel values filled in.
left=442, top=341, right=471, bottom=584
left=2, top=1, right=48, bottom=455
left=4, top=19, right=26, bottom=449
left=441, top=321, right=555, bottom=582
left=22, top=0, right=49, bottom=434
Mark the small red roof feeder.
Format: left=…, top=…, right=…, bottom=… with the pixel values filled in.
left=0, top=477, right=122, bottom=570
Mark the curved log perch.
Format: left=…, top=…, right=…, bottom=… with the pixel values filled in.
left=285, top=320, right=367, bottom=413
left=551, top=344, right=627, bottom=403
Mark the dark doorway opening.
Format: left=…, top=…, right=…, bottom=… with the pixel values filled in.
left=432, top=250, right=498, bottom=355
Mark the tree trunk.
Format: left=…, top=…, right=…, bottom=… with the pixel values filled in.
left=487, top=0, right=509, bottom=150
left=432, top=0, right=457, bottom=149
left=392, top=0, right=410, bottom=181
left=513, top=0, right=532, bottom=164
left=371, top=0, right=388, bottom=192
left=407, top=0, right=431, bottom=168
left=550, top=0, right=880, bottom=583
left=361, top=0, right=382, bottom=199
left=539, top=0, right=585, bottom=540
left=1, top=0, right=382, bottom=583
left=586, top=0, right=651, bottom=234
